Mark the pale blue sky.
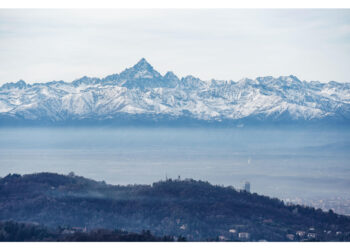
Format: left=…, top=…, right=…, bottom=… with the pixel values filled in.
left=0, top=9, right=349, bottom=85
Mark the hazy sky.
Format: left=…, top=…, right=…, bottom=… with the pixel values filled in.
left=0, top=9, right=350, bottom=85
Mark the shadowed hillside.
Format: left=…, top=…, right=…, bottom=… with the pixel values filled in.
left=0, top=172, right=350, bottom=241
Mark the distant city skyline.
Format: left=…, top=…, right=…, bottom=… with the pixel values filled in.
left=0, top=9, right=350, bottom=85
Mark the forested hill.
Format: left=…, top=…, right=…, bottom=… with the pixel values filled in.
left=0, top=172, right=349, bottom=241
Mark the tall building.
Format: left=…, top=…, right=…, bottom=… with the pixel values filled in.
left=244, top=181, right=250, bottom=192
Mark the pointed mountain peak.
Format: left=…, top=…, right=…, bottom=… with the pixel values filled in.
left=13, top=80, right=27, bottom=87
left=164, top=71, right=175, bottom=76
left=120, top=58, right=161, bottom=81
left=289, top=75, right=301, bottom=83
left=133, top=58, right=153, bottom=70
left=14, top=79, right=27, bottom=88
left=137, top=57, right=148, bottom=64
left=164, top=71, right=179, bottom=81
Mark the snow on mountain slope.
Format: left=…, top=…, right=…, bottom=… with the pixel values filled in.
left=1, top=58, right=350, bottom=125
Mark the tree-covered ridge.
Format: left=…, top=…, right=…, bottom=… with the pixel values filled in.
left=0, top=221, right=177, bottom=242
left=0, top=172, right=349, bottom=241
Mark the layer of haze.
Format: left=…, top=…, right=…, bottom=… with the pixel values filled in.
left=0, top=9, right=350, bottom=85
left=1, top=127, right=350, bottom=201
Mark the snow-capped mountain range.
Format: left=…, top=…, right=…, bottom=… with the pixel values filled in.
left=1, top=58, right=350, bottom=126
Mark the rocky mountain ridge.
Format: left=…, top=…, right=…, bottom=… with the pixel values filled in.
left=1, top=58, right=350, bottom=125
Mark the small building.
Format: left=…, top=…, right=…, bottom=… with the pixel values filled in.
left=229, top=229, right=237, bottom=234
left=238, top=232, right=250, bottom=240
left=180, top=224, right=187, bottom=230
left=219, top=235, right=227, bottom=241
left=296, top=231, right=306, bottom=237
left=286, top=234, right=295, bottom=241
left=307, top=233, right=316, bottom=239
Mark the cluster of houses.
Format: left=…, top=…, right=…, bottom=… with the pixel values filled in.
left=218, top=228, right=250, bottom=241
left=286, top=227, right=321, bottom=241
left=217, top=227, right=328, bottom=241
left=293, top=227, right=318, bottom=241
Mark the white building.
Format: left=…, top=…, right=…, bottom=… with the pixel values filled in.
left=238, top=232, right=250, bottom=240
left=286, top=234, right=295, bottom=241
left=296, top=231, right=306, bottom=237
left=307, top=233, right=316, bottom=239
